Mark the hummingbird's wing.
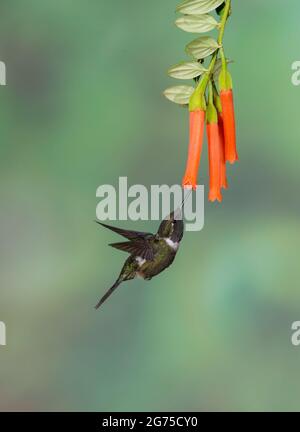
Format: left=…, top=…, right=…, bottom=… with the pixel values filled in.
left=109, top=240, right=155, bottom=260
left=95, top=221, right=153, bottom=241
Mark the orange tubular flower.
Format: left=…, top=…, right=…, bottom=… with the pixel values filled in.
left=213, top=88, right=228, bottom=190
left=220, top=89, right=238, bottom=164
left=207, top=123, right=222, bottom=202
left=207, top=123, right=223, bottom=202
left=219, top=69, right=238, bottom=164
left=218, top=114, right=228, bottom=190
left=207, top=83, right=222, bottom=202
left=182, top=108, right=205, bottom=190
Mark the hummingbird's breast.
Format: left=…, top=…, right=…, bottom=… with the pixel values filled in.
left=137, top=239, right=178, bottom=280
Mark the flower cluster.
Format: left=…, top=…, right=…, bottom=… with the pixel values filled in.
left=164, top=0, right=238, bottom=202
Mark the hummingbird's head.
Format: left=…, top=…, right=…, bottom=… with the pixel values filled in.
left=157, top=209, right=184, bottom=242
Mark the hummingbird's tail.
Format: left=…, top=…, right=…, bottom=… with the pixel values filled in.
left=95, top=278, right=122, bottom=309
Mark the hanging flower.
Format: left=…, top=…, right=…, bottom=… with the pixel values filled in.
left=213, top=89, right=228, bottom=190
left=219, top=69, right=238, bottom=164
left=182, top=90, right=206, bottom=190
left=164, top=0, right=236, bottom=202
left=218, top=114, right=229, bottom=189
left=206, top=83, right=222, bottom=202
left=182, top=109, right=205, bottom=190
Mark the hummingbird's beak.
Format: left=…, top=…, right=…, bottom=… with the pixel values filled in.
left=181, top=188, right=192, bottom=208
left=174, top=189, right=192, bottom=220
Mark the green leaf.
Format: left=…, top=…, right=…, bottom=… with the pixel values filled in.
left=213, top=58, right=233, bottom=81
left=186, top=36, right=220, bottom=60
left=176, top=0, right=225, bottom=15
left=175, top=14, right=219, bottom=33
left=163, top=85, right=195, bottom=105
left=168, top=61, right=206, bottom=80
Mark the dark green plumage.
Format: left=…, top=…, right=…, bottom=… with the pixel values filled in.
left=95, top=211, right=184, bottom=309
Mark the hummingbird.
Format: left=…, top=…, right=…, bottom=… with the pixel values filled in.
left=94, top=208, right=185, bottom=309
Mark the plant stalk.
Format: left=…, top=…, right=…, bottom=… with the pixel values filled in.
left=191, top=0, right=231, bottom=107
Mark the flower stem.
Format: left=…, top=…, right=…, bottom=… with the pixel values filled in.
left=190, top=0, right=231, bottom=108
left=218, top=0, right=231, bottom=45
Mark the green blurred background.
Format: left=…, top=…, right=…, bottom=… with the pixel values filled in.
left=1, top=0, right=300, bottom=412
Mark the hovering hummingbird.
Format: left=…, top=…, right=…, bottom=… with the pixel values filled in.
left=95, top=207, right=185, bottom=309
